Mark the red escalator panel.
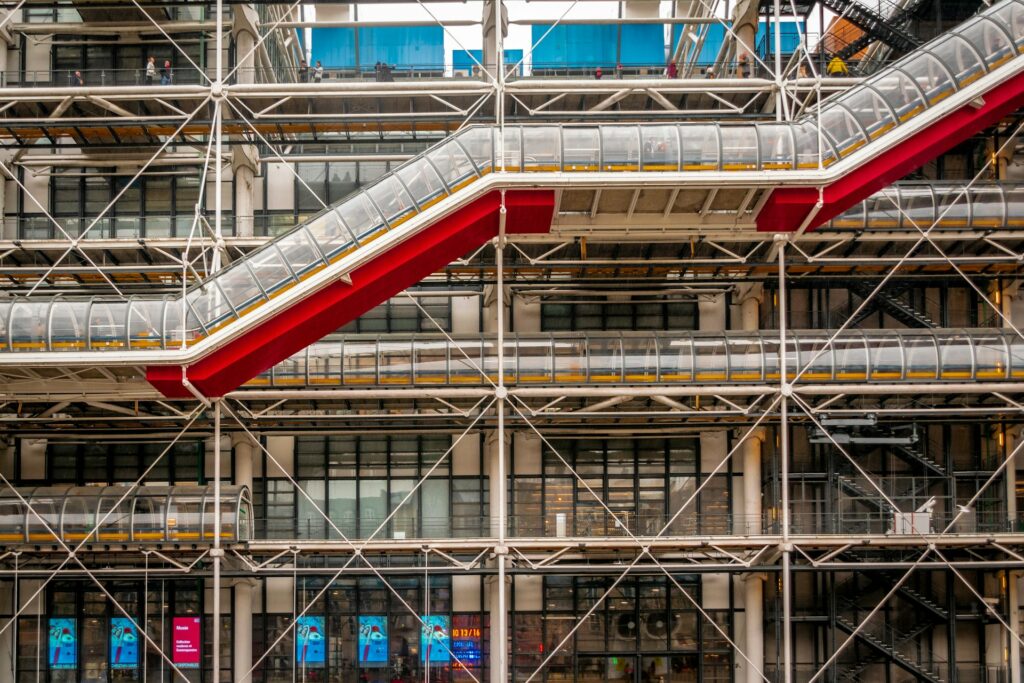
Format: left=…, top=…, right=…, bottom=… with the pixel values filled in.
left=147, top=189, right=555, bottom=397
left=757, top=69, right=1024, bottom=232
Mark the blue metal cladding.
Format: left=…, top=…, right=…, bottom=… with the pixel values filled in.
left=310, top=27, right=357, bottom=68
left=671, top=21, right=805, bottom=66
left=452, top=49, right=525, bottom=74
left=531, top=24, right=667, bottom=68
left=528, top=22, right=663, bottom=68
left=621, top=24, right=670, bottom=66
left=359, top=26, right=444, bottom=70
left=531, top=24, right=617, bottom=68
left=311, top=26, right=444, bottom=70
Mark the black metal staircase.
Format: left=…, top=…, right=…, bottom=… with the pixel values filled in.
left=836, top=474, right=889, bottom=512
left=848, top=281, right=939, bottom=329
left=819, top=0, right=922, bottom=55
left=834, top=614, right=946, bottom=683
left=891, top=442, right=947, bottom=477
left=833, top=571, right=949, bottom=682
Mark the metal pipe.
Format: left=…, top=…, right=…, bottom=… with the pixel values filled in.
left=778, top=236, right=793, bottom=683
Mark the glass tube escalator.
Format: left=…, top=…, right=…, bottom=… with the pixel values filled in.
left=246, top=330, right=1024, bottom=388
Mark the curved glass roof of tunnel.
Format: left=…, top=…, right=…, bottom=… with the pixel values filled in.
left=0, top=485, right=252, bottom=546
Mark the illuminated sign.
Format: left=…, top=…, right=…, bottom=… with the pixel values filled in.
left=451, top=625, right=481, bottom=667
left=172, top=617, right=201, bottom=668
left=48, top=618, right=77, bottom=670
left=110, top=618, right=140, bottom=669
left=358, top=616, right=388, bottom=665
left=420, top=616, right=450, bottom=664
left=296, top=616, right=326, bottom=667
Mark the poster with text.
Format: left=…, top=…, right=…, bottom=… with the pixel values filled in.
left=172, top=617, right=201, bottom=668
left=48, top=618, right=77, bottom=670
left=296, top=616, right=326, bottom=667
left=358, top=616, right=388, bottom=665
left=110, top=618, right=140, bottom=669
left=420, top=616, right=450, bottom=664
left=451, top=623, right=481, bottom=667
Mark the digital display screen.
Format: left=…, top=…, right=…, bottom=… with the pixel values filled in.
left=48, top=618, right=77, bottom=670
left=451, top=624, right=481, bottom=667
left=110, top=618, right=140, bottom=669
left=172, top=617, right=201, bottom=668
left=296, top=616, right=326, bottom=667
left=358, top=616, right=388, bottom=665
left=420, top=615, right=450, bottom=664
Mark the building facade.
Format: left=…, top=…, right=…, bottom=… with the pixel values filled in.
left=0, top=0, right=1023, bottom=681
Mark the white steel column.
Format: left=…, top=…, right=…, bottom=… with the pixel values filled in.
left=1003, top=280, right=1022, bottom=683
left=233, top=144, right=258, bottom=238
left=491, top=191, right=509, bottom=683
left=232, top=426, right=256, bottom=683
left=232, top=5, right=259, bottom=238
left=731, top=0, right=758, bottom=74
left=233, top=580, right=255, bottom=683
left=233, top=433, right=255, bottom=489
left=1010, top=570, right=1022, bottom=683
left=736, top=282, right=765, bottom=683
left=777, top=235, right=793, bottom=683
left=233, top=7, right=259, bottom=85
left=211, top=0, right=226, bottom=679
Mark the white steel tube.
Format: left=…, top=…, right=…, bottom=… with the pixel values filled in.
left=778, top=238, right=792, bottom=683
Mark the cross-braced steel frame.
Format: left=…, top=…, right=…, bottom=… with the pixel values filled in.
left=2, top=0, right=1024, bottom=682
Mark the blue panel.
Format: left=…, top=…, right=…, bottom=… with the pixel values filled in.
left=452, top=49, right=525, bottom=74
left=620, top=24, right=667, bottom=66
left=310, top=27, right=356, bottom=68
left=670, top=20, right=804, bottom=66
left=762, top=21, right=804, bottom=54
left=671, top=24, right=725, bottom=67
left=531, top=24, right=618, bottom=69
left=358, top=27, right=444, bottom=71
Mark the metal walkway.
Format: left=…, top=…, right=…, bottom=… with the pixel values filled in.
left=243, top=329, right=1024, bottom=388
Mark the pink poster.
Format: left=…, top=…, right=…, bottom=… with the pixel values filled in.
left=172, top=617, right=201, bottom=668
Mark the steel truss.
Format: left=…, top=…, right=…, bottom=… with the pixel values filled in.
left=1, top=0, right=1024, bottom=681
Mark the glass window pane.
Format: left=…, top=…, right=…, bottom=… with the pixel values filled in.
left=680, top=125, right=719, bottom=170
left=901, top=53, right=956, bottom=105
left=562, top=128, right=600, bottom=171
left=720, top=126, right=758, bottom=170
left=601, top=126, right=640, bottom=171
left=523, top=127, right=560, bottom=171
left=214, top=263, right=265, bottom=314
left=838, top=87, right=896, bottom=141
left=983, top=2, right=1024, bottom=54
left=818, top=105, right=867, bottom=158
left=928, top=36, right=986, bottom=87
left=757, top=124, right=794, bottom=169
left=426, top=140, right=478, bottom=190
left=641, top=126, right=679, bottom=171
left=869, top=68, right=927, bottom=123
left=396, top=158, right=447, bottom=208
left=366, top=176, right=417, bottom=227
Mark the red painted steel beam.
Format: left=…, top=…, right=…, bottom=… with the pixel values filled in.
left=147, top=189, right=555, bottom=398
left=757, top=70, right=1024, bottom=232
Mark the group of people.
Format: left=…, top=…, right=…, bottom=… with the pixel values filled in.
left=144, top=57, right=174, bottom=85
left=68, top=57, right=172, bottom=87
left=298, top=59, right=400, bottom=83
left=298, top=60, right=325, bottom=83
left=373, top=61, right=395, bottom=81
